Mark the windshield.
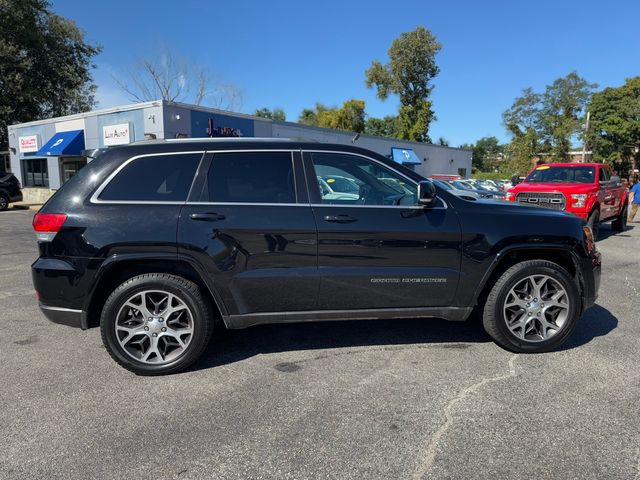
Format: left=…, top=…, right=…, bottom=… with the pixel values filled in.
left=525, top=166, right=595, bottom=183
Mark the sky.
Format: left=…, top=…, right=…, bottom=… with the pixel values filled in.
left=52, top=0, right=640, bottom=147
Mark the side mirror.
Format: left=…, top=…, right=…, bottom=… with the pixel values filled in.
left=611, top=175, right=621, bottom=185
left=417, top=180, right=437, bottom=206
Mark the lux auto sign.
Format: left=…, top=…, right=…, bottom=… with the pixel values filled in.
left=102, top=123, right=132, bottom=146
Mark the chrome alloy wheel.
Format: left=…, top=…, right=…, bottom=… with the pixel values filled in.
left=503, top=275, right=570, bottom=342
left=115, top=290, right=194, bottom=364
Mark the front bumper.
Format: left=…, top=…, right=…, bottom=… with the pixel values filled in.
left=10, top=192, right=23, bottom=203
left=581, top=250, right=601, bottom=311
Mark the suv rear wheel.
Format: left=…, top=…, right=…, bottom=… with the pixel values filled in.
left=482, top=260, right=580, bottom=353
left=100, top=273, right=213, bottom=375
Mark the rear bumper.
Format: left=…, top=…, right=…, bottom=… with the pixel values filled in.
left=38, top=303, right=83, bottom=328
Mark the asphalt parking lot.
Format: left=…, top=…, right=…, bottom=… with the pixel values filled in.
left=0, top=208, right=638, bottom=480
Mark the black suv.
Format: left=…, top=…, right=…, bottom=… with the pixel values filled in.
left=32, top=140, right=601, bottom=375
left=0, top=171, right=23, bottom=210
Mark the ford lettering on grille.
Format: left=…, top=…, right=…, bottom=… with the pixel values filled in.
left=516, top=192, right=566, bottom=210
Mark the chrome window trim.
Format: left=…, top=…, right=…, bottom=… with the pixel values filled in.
left=187, top=202, right=304, bottom=207
left=90, top=151, right=206, bottom=205
left=303, top=149, right=448, bottom=210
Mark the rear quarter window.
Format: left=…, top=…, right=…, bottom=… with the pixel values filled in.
left=98, top=153, right=202, bottom=202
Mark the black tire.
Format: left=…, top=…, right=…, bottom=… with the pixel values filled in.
left=611, top=203, right=628, bottom=232
left=0, top=193, right=8, bottom=211
left=100, top=273, right=213, bottom=375
left=482, top=260, right=581, bottom=353
left=587, top=209, right=600, bottom=240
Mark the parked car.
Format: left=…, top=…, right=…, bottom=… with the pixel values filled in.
left=506, top=163, right=628, bottom=238
left=448, top=180, right=506, bottom=199
left=431, top=178, right=479, bottom=200
left=32, top=140, right=601, bottom=375
left=0, top=171, right=23, bottom=211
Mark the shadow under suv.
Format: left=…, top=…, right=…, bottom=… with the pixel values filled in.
left=32, top=139, right=601, bottom=375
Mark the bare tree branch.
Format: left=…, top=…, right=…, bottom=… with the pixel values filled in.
left=113, top=49, right=242, bottom=109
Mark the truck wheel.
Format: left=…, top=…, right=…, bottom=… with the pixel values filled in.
left=611, top=204, right=628, bottom=232
left=482, top=260, right=580, bottom=353
left=100, top=273, right=213, bottom=375
left=587, top=209, right=600, bottom=239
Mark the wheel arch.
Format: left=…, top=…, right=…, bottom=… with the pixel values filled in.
left=83, top=254, right=228, bottom=329
left=471, top=246, right=583, bottom=314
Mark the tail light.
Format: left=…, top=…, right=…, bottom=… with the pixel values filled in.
left=32, top=213, right=67, bottom=242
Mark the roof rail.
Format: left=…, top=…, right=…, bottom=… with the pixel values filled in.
left=163, top=137, right=318, bottom=143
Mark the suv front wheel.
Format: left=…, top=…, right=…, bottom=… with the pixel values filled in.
left=100, top=273, right=213, bottom=375
left=482, top=260, right=580, bottom=353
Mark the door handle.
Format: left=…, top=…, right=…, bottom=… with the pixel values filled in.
left=189, top=212, right=226, bottom=221
left=324, top=214, right=357, bottom=223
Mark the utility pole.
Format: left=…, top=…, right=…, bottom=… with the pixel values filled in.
left=581, top=111, right=591, bottom=163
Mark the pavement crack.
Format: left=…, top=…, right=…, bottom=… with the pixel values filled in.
left=411, top=354, right=520, bottom=480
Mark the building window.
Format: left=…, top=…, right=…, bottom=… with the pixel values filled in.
left=59, top=157, right=87, bottom=184
left=457, top=168, right=467, bottom=178
left=21, top=158, right=49, bottom=187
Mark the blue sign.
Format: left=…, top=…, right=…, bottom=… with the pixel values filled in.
left=391, top=148, right=421, bottom=165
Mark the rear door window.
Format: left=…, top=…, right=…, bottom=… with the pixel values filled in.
left=98, top=153, right=202, bottom=202
left=207, top=151, right=296, bottom=203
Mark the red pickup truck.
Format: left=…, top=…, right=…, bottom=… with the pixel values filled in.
left=506, top=163, right=628, bottom=238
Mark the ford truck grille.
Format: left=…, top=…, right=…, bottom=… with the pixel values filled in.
left=516, top=192, right=566, bottom=210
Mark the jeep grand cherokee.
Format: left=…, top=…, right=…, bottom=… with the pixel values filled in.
left=31, top=139, right=601, bottom=375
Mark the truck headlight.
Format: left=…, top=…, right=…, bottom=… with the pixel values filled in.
left=571, top=194, right=587, bottom=208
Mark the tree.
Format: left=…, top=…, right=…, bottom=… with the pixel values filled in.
left=365, top=26, right=441, bottom=142
left=502, top=72, right=595, bottom=172
left=116, top=49, right=242, bottom=111
left=364, top=115, right=398, bottom=138
left=254, top=108, right=286, bottom=121
left=587, top=77, right=640, bottom=173
left=461, top=136, right=505, bottom=172
left=540, top=72, right=597, bottom=160
left=0, top=0, right=101, bottom=148
left=437, top=137, right=449, bottom=146
left=297, top=100, right=366, bottom=133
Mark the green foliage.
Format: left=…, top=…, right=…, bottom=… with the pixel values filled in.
left=254, top=107, right=286, bottom=121
left=0, top=0, right=101, bottom=147
left=297, top=100, right=366, bottom=133
left=502, top=72, right=595, bottom=172
left=365, top=26, right=441, bottom=142
left=541, top=72, right=597, bottom=160
left=461, top=136, right=505, bottom=172
left=587, top=76, right=640, bottom=172
left=436, top=137, right=449, bottom=146
left=364, top=115, right=398, bottom=138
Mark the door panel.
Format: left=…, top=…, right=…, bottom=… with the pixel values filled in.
left=178, top=204, right=318, bottom=314
left=313, top=205, right=461, bottom=309
left=178, top=150, right=319, bottom=316
left=304, top=151, right=462, bottom=311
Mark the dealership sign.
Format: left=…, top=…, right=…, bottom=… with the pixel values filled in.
left=103, top=123, right=132, bottom=146
left=19, top=135, right=39, bottom=153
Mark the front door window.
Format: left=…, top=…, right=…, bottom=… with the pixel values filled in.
left=309, top=152, right=417, bottom=206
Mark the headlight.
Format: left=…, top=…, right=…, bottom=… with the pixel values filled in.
left=506, top=191, right=514, bottom=201
left=571, top=194, right=587, bottom=208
